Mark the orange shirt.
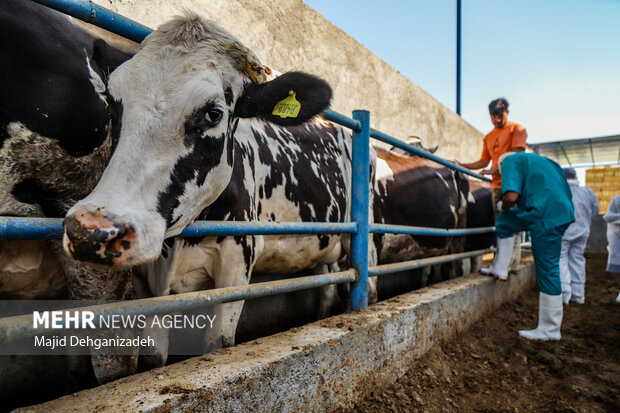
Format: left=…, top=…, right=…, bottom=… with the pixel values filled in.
left=481, top=121, right=527, bottom=188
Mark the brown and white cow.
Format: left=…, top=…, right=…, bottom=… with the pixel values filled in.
left=373, top=148, right=470, bottom=282
left=62, top=13, right=377, bottom=349
left=376, top=144, right=495, bottom=278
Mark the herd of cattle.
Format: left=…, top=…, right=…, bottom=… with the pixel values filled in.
left=0, top=0, right=495, bottom=396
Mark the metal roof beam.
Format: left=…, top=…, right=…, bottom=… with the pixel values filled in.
left=530, top=133, right=620, bottom=148
left=560, top=146, right=572, bottom=166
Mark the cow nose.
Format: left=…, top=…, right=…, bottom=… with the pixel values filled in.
left=63, top=213, right=135, bottom=266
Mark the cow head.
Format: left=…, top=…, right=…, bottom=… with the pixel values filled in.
left=63, top=13, right=332, bottom=267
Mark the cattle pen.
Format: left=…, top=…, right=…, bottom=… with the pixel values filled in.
left=0, top=1, right=538, bottom=411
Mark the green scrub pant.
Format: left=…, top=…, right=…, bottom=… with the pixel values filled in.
left=496, top=211, right=569, bottom=296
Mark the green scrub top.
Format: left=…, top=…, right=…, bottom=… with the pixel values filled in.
left=501, top=152, right=575, bottom=232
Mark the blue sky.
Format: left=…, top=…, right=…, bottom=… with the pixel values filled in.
left=303, top=0, right=620, bottom=144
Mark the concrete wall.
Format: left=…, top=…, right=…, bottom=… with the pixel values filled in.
left=98, top=0, right=483, bottom=160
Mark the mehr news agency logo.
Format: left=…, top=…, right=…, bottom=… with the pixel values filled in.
left=32, top=310, right=217, bottom=350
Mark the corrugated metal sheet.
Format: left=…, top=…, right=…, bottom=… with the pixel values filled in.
left=529, top=134, right=620, bottom=167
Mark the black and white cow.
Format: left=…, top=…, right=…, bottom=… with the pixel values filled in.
left=0, top=0, right=142, bottom=384
left=0, top=0, right=137, bottom=298
left=63, top=13, right=377, bottom=348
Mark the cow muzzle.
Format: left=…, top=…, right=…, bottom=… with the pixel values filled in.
left=63, top=213, right=137, bottom=267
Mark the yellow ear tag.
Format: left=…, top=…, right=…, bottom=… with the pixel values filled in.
left=272, top=90, right=301, bottom=119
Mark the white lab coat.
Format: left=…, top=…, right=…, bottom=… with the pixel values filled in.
left=560, top=179, right=599, bottom=303
left=604, top=195, right=620, bottom=273
left=563, top=180, right=599, bottom=241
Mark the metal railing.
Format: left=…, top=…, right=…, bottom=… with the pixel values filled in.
left=0, top=0, right=495, bottom=344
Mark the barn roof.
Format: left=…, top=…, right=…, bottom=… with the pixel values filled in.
left=529, top=133, right=620, bottom=168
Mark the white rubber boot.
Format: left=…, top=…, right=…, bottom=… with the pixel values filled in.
left=559, top=251, right=572, bottom=304
left=560, top=241, right=572, bottom=304
left=519, top=292, right=563, bottom=341
left=480, top=236, right=515, bottom=281
left=570, top=282, right=585, bottom=304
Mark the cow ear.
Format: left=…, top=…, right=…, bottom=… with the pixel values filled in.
left=92, top=38, right=135, bottom=79
left=234, top=72, right=332, bottom=126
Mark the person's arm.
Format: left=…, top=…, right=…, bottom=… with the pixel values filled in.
left=603, top=196, right=620, bottom=223
left=459, top=158, right=490, bottom=170
left=497, top=155, right=523, bottom=212
left=480, top=164, right=499, bottom=176
left=510, top=124, right=528, bottom=153
left=482, top=147, right=525, bottom=175
left=460, top=138, right=491, bottom=170
left=500, top=191, right=520, bottom=211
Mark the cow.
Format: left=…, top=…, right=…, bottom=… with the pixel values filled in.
left=0, top=0, right=141, bottom=384
left=373, top=147, right=470, bottom=286
left=382, top=142, right=497, bottom=276
left=465, top=180, right=495, bottom=272
left=62, top=13, right=377, bottom=351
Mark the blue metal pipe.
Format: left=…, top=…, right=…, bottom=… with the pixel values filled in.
left=368, top=248, right=493, bottom=276
left=349, top=110, right=371, bottom=311
left=0, top=217, right=64, bottom=240
left=30, top=0, right=152, bottom=43
left=323, top=110, right=362, bottom=132
left=370, top=224, right=495, bottom=236
left=0, top=217, right=357, bottom=240
left=370, top=129, right=491, bottom=182
left=178, top=221, right=357, bottom=237
left=0, top=218, right=497, bottom=240
left=0, top=270, right=357, bottom=343
left=456, top=0, right=462, bottom=116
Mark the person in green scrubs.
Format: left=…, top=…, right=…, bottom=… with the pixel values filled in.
left=482, top=152, right=574, bottom=341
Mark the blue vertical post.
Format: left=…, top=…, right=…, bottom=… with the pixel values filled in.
left=349, top=110, right=371, bottom=311
left=456, top=0, right=462, bottom=116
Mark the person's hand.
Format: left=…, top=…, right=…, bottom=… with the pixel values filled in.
left=481, top=167, right=497, bottom=175
left=482, top=165, right=499, bottom=175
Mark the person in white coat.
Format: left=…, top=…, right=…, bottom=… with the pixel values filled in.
left=604, top=195, right=620, bottom=274
left=559, top=168, right=599, bottom=304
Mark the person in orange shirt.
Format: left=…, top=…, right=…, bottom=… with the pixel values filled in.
left=459, top=98, right=528, bottom=211
left=459, top=98, right=527, bottom=274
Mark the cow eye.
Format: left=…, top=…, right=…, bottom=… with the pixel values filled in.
left=205, top=109, right=223, bottom=126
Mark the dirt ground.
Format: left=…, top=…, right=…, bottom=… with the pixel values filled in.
left=345, top=252, right=620, bottom=413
